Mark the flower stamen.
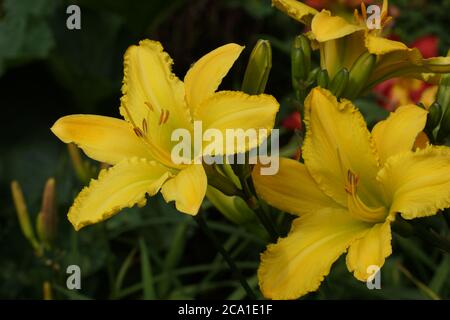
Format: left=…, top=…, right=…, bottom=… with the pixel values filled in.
left=345, top=170, right=386, bottom=223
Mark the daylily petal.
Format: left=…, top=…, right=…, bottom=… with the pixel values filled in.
left=258, top=208, right=370, bottom=299
left=382, top=0, right=388, bottom=18
left=272, top=0, right=318, bottom=25
left=365, top=34, right=409, bottom=55
left=195, top=91, right=279, bottom=155
left=184, top=44, right=244, bottom=112
left=120, top=39, right=192, bottom=167
left=371, top=105, right=428, bottom=163
left=252, top=158, right=342, bottom=216
left=367, top=50, right=450, bottom=89
left=420, top=86, right=438, bottom=109
left=51, top=115, right=152, bottom=165
left=319, top=31, right=366, bottom=78
left=303, top=88, right=382, bottom=208
left=311, top=10, right=363, bottom=42
left=68, top=158, right=171, bottom=231
left=346, top=220, right=393, bottom=281
left=161, top=164, right=207, bottom=215
left=377, top=146, right=450, bottom=219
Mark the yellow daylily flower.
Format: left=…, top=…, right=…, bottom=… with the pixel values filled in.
left=253, top=87, right=450, bottom=299
left=51, top=40, right=279, bottom=230
left=273, top=0, right=450, bottom=86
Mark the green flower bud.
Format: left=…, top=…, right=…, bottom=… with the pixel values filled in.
left=343, top=52, right=376, bottom=99
left=67, top=143, right=96, bottom=184
left=242, top=39, right=272, bottom=95
left=437, top=106, right=450, bottom=142
left=425, top=102, right=442, bottom=133
left=316, top=69, right=329, bottom=89
left=206, top=186, right=255, bottom=225
left=36, top=178, right=57, bottom=248
left=436, top=73, right=450, bottom=141
left=291, top=35, right=311, bottom=88
left=329, top=68, right=349, bottom=98
left=11, top=181, right=41, bottom=255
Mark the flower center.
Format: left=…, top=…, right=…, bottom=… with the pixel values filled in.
left=354, top=2, right=393, bottom=32
left=345, top=170, right=387, bottom=223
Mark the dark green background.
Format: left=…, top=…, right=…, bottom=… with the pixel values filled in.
left=1, top=0, right=449, bottom=299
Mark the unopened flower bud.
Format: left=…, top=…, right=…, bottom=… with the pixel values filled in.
left=425, top=102, right=442, bottom=133
left=11, top=181, right=41, bottom=254
left=36, top=178, right=57, bottom=248
left=343, top=52, right=376, bottom=99
left=316, top=69, right=329, bottom=89
left=67, top=143, right=95, bottom=184
left=242, top=39, right=272, bottom=95
left=329, top=68, right=349, bottom=98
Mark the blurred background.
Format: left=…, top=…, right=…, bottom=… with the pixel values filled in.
left=1, top=0, right=449, bottom=299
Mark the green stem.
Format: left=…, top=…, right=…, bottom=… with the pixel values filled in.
left=410, top=221, right=450, bottom=254
left=239, top=175, right=278, bottom=243
left=194, top=215, right=257, bottom=299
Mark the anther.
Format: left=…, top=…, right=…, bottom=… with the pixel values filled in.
left=142, top=119, right=148, bottom=134
left=345, top=170, right=359, bottom=195
left=163, top=110, right=170, bottom=124
left=361, top=2, right=367, bottom=22
left=158, top=109, right=170, bottom=125
left=144, top=101, right=154, bottom=112
left=134, top=127, right=144, bottom=138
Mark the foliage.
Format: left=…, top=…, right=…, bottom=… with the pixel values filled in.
left=0, top=0, right=449, bottom=300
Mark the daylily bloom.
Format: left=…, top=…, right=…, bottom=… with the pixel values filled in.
left=374, top=77, right=437, bottom=111
left=305, top=0, right=373, bottom=10
left=374, top=35, right=440, bottom=110
left=252, top=87, right=450, bottom=299
left=272, top=0, right=450, bottom=88
left=282, top=111, right=302, bottom=130
left=51, top=40, right=279, bottom=230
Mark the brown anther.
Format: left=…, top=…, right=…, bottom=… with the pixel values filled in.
left=345, top=170, right=359, bottom=195
left=361, top=2, right=367, bottom=21
left=380, top=8, right=387, bottom=22
left=142, top=119, right=148, bottom=134
left=133, top=127, right=144, bottom=138
left=144, top=101, right=154, bottom=112
left=163, top=110, right=170, bottom=124
left=354, top=9, right=361, bottom=23
left=158, top=110, right=164, bottom=125
left=158, top=109, right=170, bottom=125
left=382, top=16, right=392, bottom=27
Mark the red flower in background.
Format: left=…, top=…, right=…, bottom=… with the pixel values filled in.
left=305, top=0, right=373, bottom=10
left=411, top=36, right=439, bottom=58
left=282, top=111, right=302, bottom=130
left=373, top=35, right=439, bottom=110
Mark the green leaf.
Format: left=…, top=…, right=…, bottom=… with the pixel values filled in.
left=113, top=247, right=137, bottom=298
left=139, top=237, right=156, bottom=300
left=395, top=235, right=437, bottom=270
left=429, top=255, right=450, bottom=295
left=0, top=0, right=56, bottom=75
left=53, top=284, right=92, bottom=300
left=159, top=221, right=189, bottom=297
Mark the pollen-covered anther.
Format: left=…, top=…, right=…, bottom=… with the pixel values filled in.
left=142, top=119, right=148, bottom=134
left=360, top=2, right=367, bottom=22
left=158, top=109, right=170, bottom=125
left=144, top=101, right=154, bottom=112
left=133, top=127, right=144, bottom=138
left=345, top=170, right=359, bottom=195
